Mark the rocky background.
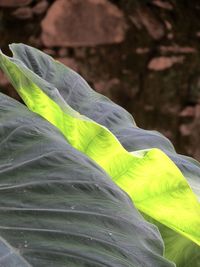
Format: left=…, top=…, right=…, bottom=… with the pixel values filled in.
left=0, top=0, right=200, bottom=160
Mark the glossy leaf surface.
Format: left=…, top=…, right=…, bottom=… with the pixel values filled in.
left=0, top=92, right=174, bottom=267
left=10, top=44, right=200, bottom=201
left=1, top=44, right=200, bottom=258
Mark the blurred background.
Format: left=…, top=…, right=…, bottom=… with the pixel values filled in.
left=0, top=0, right=200, bottom=160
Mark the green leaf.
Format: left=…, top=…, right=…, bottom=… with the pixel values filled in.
left=13, top=44, right=200, bottom=267
left=143, top=215, right=200, bottom=267
left=0, top=92, right=174, bottom=267
left=1, top=44, right=200, bottom=266
left=9, top=44, right=200, bottom=195
left=0, top=237, right=31, bottom=266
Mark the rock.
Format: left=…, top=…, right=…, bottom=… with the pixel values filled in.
left=151, top=0, right=173, bottom=10
left=32, top=0, right=49, bottom=15
left=41, top=0, right=127, bottom=47
left=164, top=20, right=172, bottom=30
left=135, top=47, right=150, bottom=54
left=179, top=106, right=195, bottom=118
left=160, top=45, right=196, bottom=54
left=167, top=33, right=174, bottom=39
left=12, top=7, right=33, bottom=19
left=148, top=56, right=184, bottom=71
left=137, top=6, right=165, bottom=40
left=74, top=48, right=87, bottom=59
left=179, top=124, right=192, bottom=136
left=0, top=0, right=32, bottom=7
left=58, top=48, right=68, bottom=57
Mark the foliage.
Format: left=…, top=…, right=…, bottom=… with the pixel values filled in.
left=0, top=44, right=200, bottom=266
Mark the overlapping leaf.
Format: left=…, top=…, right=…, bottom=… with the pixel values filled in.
left=1, top=44, right=200, bottom=266
left=9, top=44, right=200, bottom=196
left=0, top=92, right=174, bottom=267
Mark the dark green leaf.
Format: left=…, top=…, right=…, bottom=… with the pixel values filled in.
left=0, top=92, right=174, bottom=267
left=9, top=44, right=200, bottom=267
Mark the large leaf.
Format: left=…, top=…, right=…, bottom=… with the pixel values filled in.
left=9, top=44, right=200, bottom=267
left=9, top=44, right=200, bottom=199
left=1, top=44, right=200, bottom=266
left=0, top=92, right=174, bottom=267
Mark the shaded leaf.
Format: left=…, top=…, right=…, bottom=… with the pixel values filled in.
left=1, top=45, right=200, bottom=249
left=0, top=237, right=30, bottom=267
left=10, top=44, right=200, bottom=197
left=0, top=92, right=174, bottom=266
left=6, top=43, right=200, bottom=267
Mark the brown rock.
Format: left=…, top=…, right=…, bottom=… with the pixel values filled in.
left=160, top=45, right=196, bottom=54
left=164, top=20, right=172, bottom=30
left=180, top=106, right=195, bottom=118
left=137, top=6, right=165, bottom=40
left=74, top=48, right=86, bottom=59
left=167, top=33, right=174, bottom=39
left=58, top=48, right=68, bottom=57
left=32, top=0, right=49, bottom=15
left=41, top=0, right=127, bottom=47
left=151, top=0, right=173, bottom=10
left=135, top=47, right=150, bottom=54
left=0, top=0, right=32, bottom=7
left=148, top=56, right=184, bottom=71
left=179, top=124, right=192, bottom=137
left=12, top=7, right=33, bottom=19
